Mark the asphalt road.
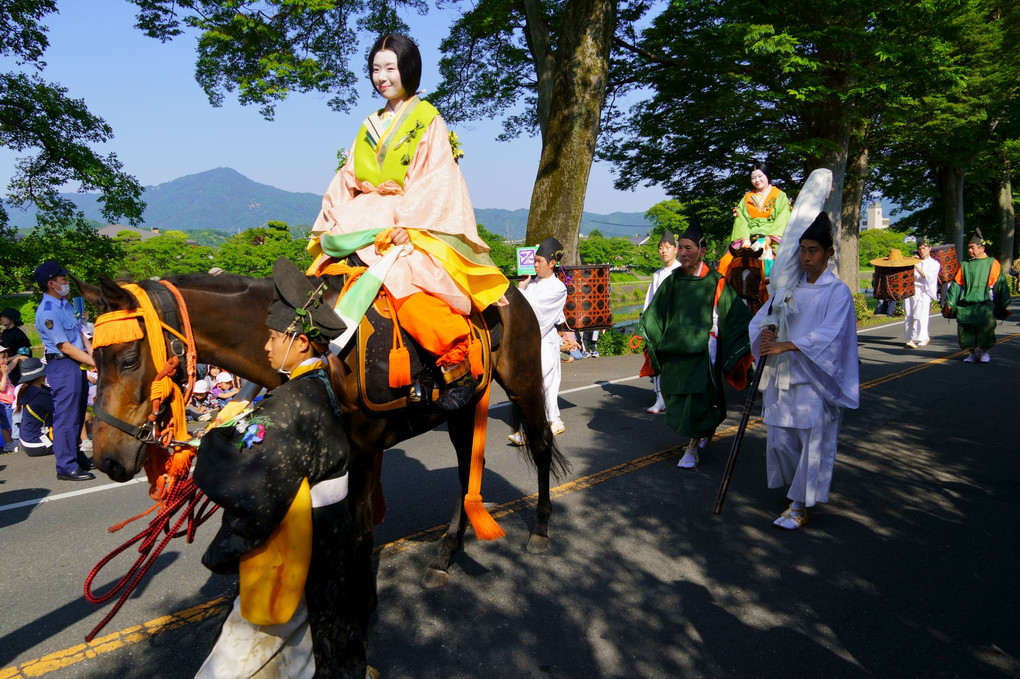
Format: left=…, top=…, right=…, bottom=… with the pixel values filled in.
left=1, top=311, right=1018, bottom=679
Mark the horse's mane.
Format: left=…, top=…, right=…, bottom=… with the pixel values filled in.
left=160, top=271, right=270, bottom=292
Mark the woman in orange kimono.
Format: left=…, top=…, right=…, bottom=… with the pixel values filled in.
left=718, top=162, right=791, bottom=279
left=307, top=34, right=508, bottom=411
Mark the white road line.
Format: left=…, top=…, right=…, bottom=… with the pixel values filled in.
left=857, top=311, right=941, bottom=334
left=488, top=374, right=643, bottom=410
left=0, top=477, right=145, bottom=513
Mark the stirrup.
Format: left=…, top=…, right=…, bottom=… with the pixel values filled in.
left=433, top=372, right=478, bottom=411
left=773, top=505, right=807, bottom=530
left=408, top=379, right=430, bottom=405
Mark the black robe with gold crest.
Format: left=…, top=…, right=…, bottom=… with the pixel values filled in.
left=193, top=368, right=368, bottom=678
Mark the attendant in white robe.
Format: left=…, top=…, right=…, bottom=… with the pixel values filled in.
left=642, top=231, right=682, bottom=414
left=749, top=213, right=859, bottom=530
left=904, top=238, right=941, bottom=348
left=510, top=238, right=568, bottom=444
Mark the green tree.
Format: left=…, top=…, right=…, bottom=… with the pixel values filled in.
left=604, top=0, right=971, bottom=290
left=0, top=1, right=145, bottom=228
left=117, top=230, right=215, bottom=280
left=858, top=229, right=909, bottom=269
left=15, top=217, right=126, bottom=291
left=476, top=223, right=515, bottom=277
left=870, top=0, right=1020, bottom=261
left=579, top=229, right=640, bottom=269
left=214, top=221, right=311, bottom=278
left=128, top=0, right=419, bottom=120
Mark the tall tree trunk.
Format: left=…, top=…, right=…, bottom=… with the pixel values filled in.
left=803, top=97, right=851, bottom=289
left=524, top=0, right=617, bottom=265
left=937, top=164, right=966, bottom=256
left=841, top=124, right=870, bottom=296
left=998, top=160, right=1015, bottom=272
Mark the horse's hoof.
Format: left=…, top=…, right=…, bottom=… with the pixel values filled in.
left=421, top=567, right=450, bottom=589
left=526, top=534, right=550, bottom=554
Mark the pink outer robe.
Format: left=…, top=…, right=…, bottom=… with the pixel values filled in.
left=310, top=114, right=504, bottom=315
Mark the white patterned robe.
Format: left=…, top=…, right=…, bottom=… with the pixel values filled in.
left=520, top=274, right=567, bottom=423
left=749, top=270, right=859, bottom=506
left=904, top=257, right=941, bottom=343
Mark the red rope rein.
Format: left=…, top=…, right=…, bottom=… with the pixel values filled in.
left=84, top=471, right=218, bottom=642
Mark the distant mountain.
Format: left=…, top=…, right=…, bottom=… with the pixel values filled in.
left=7, top=167, right=653, bottom=238
left=473, top=208, right=652, bottom=241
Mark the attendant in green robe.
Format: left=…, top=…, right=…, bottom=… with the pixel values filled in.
left=946, top=228, right=1011, bottom=363
left=639, top=219, right=754, bottom=469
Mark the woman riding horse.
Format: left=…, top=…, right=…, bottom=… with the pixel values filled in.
left=307, top=33, right=509, bottom=411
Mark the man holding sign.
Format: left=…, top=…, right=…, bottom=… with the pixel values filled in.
left=509, top=238, right=568, bottom=445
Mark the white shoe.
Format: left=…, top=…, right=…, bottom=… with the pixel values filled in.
left=507, top=431, right=526, bottom=446
left=646, top=395, right=666, bottom=414
left=905, top=340, right=918, bottom=349
left=918, top=339, right=929, bottom=347
left=677, top=451, right=698, bottom=468
left=773, top=506, right=808, bottom=530
left=963, top=352, right=976, bottom=363
left=550, top=419, right=565, bottom=436
left=979, top=351, right=991, bottom=363
left=80, top=439, right=93, bottom=452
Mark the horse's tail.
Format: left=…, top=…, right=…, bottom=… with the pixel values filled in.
left=512, top=403, right=571, bottom=480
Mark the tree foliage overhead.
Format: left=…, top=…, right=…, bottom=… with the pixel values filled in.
left=128, top=0, right=425, bottom=120
left=0, top=0, right=145, bottom=229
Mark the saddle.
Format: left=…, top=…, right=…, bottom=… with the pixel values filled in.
left=354, top=298, right=502, bottom=413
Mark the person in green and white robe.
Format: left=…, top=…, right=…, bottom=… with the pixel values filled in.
left=639, top=219, right=754, bottom=469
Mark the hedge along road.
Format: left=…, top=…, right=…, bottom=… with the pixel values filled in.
left=1, top=312, right=1018, bottom=679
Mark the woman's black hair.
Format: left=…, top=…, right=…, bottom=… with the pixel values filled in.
left=368, top=34, right=422, bottom=98
left=750, top=162, right=770, bottom=182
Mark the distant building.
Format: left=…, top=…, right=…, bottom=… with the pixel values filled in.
left=628, top=234, right=651, bottom=246
left=863, top=203, right=890, bottom=231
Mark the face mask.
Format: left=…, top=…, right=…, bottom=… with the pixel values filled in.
left=54, top=283, right=71, bottom=297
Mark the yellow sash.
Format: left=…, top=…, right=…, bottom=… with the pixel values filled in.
left=237, top=359, right=324, bottom=625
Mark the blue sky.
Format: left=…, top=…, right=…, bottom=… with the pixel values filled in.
left=0, top=2, right=668, bottom=215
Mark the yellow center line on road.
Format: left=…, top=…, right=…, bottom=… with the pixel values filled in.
left=4, top=332, right=1017, bottom=678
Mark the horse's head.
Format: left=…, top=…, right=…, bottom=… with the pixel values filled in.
left=78, top=276, right=177, bottom=482
left=725, top=248, right=767, bottom=313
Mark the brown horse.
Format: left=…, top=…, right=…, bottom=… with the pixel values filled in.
left=77, top=271, right=568, bottom=626
left=722, top=247, right=769, bottom=316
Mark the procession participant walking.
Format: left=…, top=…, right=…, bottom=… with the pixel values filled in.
left=33, top=261, right=94, bottom=481
left=945, top=228, right=1011, bottom=363
left=639, top=220, right=754, bottom=469
left=904, top=238, right=941, bottom=348
left=643, top=230, right=682, bottom=414
left=509, top=237, right=568, bottom=445
left=749, top=213, right=859, bottom=530
left=194, top=256, right=370, bottom=679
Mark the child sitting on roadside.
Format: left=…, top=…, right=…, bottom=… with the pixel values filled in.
left=15, top=358, right=54, bottom=457
left=212, top=372, right=240, bottom=406
left=187, top=379, right=219, bottom=421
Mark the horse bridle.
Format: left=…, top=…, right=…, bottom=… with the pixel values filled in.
left=92, top=280, right=198, bottom=448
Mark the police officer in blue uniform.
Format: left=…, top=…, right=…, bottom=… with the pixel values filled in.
left=33, top=261, right=95, bottom=481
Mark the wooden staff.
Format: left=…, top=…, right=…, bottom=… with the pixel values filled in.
left=713, top=352, right=768, bottom=515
